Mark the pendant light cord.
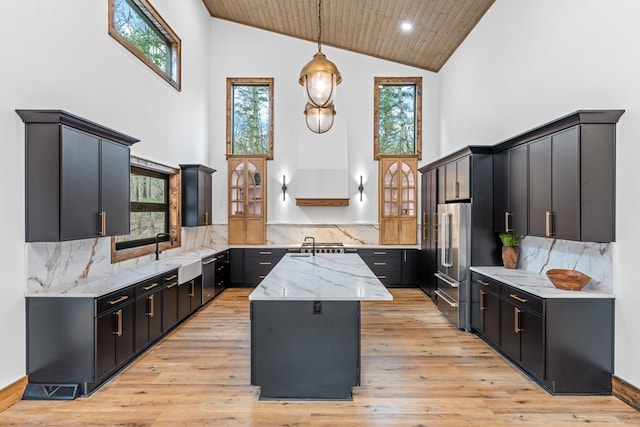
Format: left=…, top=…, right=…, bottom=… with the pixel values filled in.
left=317, top=0, right=322, bottom=52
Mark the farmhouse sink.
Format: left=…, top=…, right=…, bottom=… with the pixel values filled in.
left=166, top=256, right=202, bottom=283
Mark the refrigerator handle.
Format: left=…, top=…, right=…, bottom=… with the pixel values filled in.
left=440, top=212, right=453, bottom=267
left=435, top=272, right=459, bottom=288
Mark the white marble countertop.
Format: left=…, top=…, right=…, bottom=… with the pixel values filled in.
left=470, top=266, right=614, bottom=299
left=249, top=253, right=393, bottom=301
left=26, top=248, right=224, bottom=298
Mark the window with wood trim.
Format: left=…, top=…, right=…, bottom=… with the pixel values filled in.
left=374, top=77, right=422, bottom=160
left=112, top=157, right=181, bottom=262
left=108, top=0, right=181, bottom=90
left=226, top=78, right=274, bottom=159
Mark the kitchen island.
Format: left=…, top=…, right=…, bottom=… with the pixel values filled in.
left=249, top=253, right=392, bottom=400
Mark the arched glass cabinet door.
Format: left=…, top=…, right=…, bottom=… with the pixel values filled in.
left=246, top=160, right=263, bottom=216
left=383, top=160, right=398, bottom=216
left=400, top=160, right=416, bottom=217
left=230, top=161, right=245, bottom=216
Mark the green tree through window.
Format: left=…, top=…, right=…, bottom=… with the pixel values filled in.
left=374, top=77, right=422, bottom=160
left=226, top=78, right=274, bottom=159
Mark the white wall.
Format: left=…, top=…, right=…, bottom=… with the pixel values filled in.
left=208, top=19, right=440, bottom=225
left=439, top=0, right=640, bottom=388
left=0, top=0, right=212, bottom=390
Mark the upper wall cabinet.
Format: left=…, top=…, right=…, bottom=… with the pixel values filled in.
left=442, top=156, right=470, bottom=202
left=17, top=110, right=139, bottom=242
left=493, top=144, right=528, bottom=235
left=180, top=164, right=216, bottom=227
left=493, top=110, right=624, bottom=243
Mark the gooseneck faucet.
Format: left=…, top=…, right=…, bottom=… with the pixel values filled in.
left=304, top=236, right=315, bottom=256
left=155, top=232, right=174, bottom=260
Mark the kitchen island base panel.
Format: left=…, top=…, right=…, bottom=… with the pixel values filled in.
left=251, top=300, right=360, bottom=400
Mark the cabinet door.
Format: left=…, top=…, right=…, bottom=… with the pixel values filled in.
left=60, top=126, right=100, bottom=241
left=519, top=310, right=544, bottom=380
left=456, top=156, right=470, bottom=200
left=101, top=139, right=131, bottom=236
left=483, top=292, right=500, bottom=347
left=202, top=170, right=212, bottom=225
left=493, top=150, right=509, bottom=233
left=246, top=218, right=266, bottom=244
left=115, top=303, right=135, bottom=367
left=528, top=136, right=552, bottom=237
left=401, top=249, right=417, bottom=285
left=445, top=161, right=457, bottom=201
left=551, top=127, right=580, bottom=241
left=470, top=283, right=484, bottom=334
left=96, top=311, right=117, bottom=379
left=509, top=145, right=529, bottom=236
left=162, top=281, right=179, bottom=332
left=178, top=281, right=193, bottom=321
left=500, top=299, right=521, bottom=361
left=191, top=276, right=202, bottom=312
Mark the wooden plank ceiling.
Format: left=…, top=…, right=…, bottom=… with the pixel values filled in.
left=201, top=0, right=495, bottom=72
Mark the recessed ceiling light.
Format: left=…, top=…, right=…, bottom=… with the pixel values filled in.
left=401, top=21, right=413, bottom=32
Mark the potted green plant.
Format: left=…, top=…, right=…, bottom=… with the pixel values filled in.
left=498, top=233, right=523, bottom=269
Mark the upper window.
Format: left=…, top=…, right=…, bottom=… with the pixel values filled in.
left=108, top=0, right=181, bottom=90
left=374, top=77, right=422, bottom=160
left=226, top=78, right=274, bottom=159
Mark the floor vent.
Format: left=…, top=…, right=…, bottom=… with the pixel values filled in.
left=22, top=383, right=79, bottom=400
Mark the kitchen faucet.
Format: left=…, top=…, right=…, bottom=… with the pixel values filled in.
left=304, top=236, right=315, bottom=256
left=155, top=232, right=174, bottom=260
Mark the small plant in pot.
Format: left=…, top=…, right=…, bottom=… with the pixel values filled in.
left=498, top=233, right=523, bottom=269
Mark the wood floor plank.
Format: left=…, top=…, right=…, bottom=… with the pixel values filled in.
left=1, top=288, right=639, bottom=426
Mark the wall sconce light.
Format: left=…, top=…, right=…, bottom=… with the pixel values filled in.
left=282, top=175, right=288, bottom=201
left=358, top=175, right=364, bottom=201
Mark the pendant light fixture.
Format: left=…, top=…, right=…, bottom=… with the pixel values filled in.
left=299, top=0, right=342, bottom=109
left=304, top=102, right=336, bottom=134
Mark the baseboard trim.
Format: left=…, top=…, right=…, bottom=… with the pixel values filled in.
left=0, top=376, right=28, bottom=412
left=613, top=375, right=640, bottom=412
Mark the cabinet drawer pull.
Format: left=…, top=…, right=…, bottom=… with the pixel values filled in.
left=166, top=281, right=178, bottom=289
left=373, top=262, right=386, bottom=266
left=108, top=295, right=129, bottom=305
left=509, top=294, right=528, bottom=303
left=258, top=275, right=266, bottom=279
left=455, top=181, right=460, bottom=198
left=114, top=309, right=123, bottom=337
left=259, top=251, right=272, bottom=255
left=147, top=294, right=155, bottom=317
left=143, top=282, right=159, bottom=291
left=97, top=211, right=107, bottom=236
left=477, top=279, right=490, bottom=286
left=480, top=290, right=486, bottom=311
left=205, top=211, right=209, bottom=226
left=259, top=262, right=272, bottom=265
left=165, top=275, right=178, bottom=281
left=189, top=280, right=195, bottom=297
left=514, top=307, right=523, bottom=333
left=373, top=251, right=387, bottom=255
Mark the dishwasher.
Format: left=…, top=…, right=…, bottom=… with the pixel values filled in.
left=202, top=254, right=217, bottom=304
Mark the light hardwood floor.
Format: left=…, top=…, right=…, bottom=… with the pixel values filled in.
left=2, top=288, right=639, bottom=426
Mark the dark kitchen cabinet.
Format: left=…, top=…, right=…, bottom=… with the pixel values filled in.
left=500, top=290, right=544, bottom=380
left=493, top=145, right=528, bottom=235
left=358, top=248, right=416, bottom=287
left=162, top=272, right=180, bottom=332
left=135, top=274, right=165, bottom=352
left=96, top=288, right=136, bottom=381
left=178, top=276, right=202, bottom=320
left=418, top=167, right=438, bottom=297
left=203, top=251, right=229, bottom=304
left=244, top=248, right=287, bottom=285
left=493, top=110, right=624, bottom=243
left=470, top=273, right=500, bottom=347
left=180, top=164, right=216, bottom=227
left=443, top=155, right=470, bottom=201
left=470, top=270, right=614, bottom=395
left=230, top=248, right=245, bottom=285
left=16, top=110, right=138, bottom=242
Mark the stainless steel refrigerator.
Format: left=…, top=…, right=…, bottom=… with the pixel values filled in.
left=434, top=203, right=471, bottom=330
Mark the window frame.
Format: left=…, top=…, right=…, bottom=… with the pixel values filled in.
left=108, top=0, right=182, bottom=91
left=111, top=157, right=181, bottom=263
left=373, top=77, right=422, bottom=160
left=226, top=78, right=275, bottom=160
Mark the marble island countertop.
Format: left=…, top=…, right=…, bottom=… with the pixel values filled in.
left=249, top=253, right=393, bottom=301
left=470, top=266, right=614, bottom=299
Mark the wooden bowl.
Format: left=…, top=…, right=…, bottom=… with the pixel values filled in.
left=546, top=269, right=591, bottom=291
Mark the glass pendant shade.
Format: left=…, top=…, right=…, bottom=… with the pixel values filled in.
left=304, top=102, right=336, bottom=134
left=299, top=51, right=342, bottom=107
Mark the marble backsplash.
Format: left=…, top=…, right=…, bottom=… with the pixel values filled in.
left=518, top=236, right=612, bottom=293
left=26, top=224, right=381, bottom=291
left=26, top=225, right=613, bottom=294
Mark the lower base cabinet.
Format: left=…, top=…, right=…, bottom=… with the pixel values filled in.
left=358, top=248, right=418, bottom=287
left=471, top=271, right=613, bottom=395
left=178, top=276, right=203, bottom=320
left=24, top=267, right=210, bottom=400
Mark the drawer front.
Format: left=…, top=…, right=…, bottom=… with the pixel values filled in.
left=244, top=248, right=287, bottom=258
left=358, top=248, right=401, bottom=258
left=471, top=272, right=501, bottom=296
left=501, top=284, right=544, bottom=315
left=97, top=287, right=135, bottom=315
left=135, top=276, right=163, bottom=298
